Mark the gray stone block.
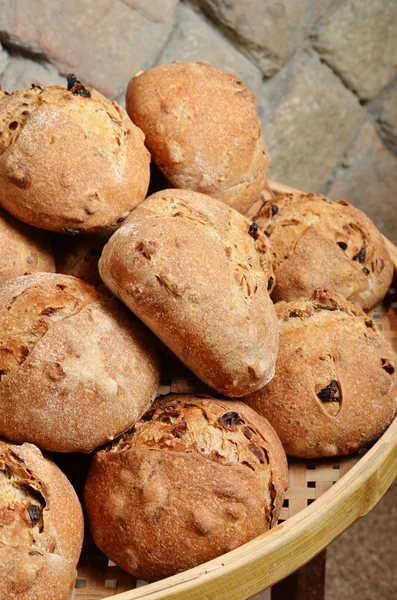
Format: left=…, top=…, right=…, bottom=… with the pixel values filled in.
left=0, top=55, right=65, bottom=93
left=0, top=43, right=8, bottom=78
left=313, top=0, right=397, bottom=101
left=368, top=77, right=397, bottom=156
left=259, top=49, right=365, bottom=192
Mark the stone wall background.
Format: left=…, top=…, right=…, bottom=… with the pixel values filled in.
left=0, top=0, right=396, bottom=244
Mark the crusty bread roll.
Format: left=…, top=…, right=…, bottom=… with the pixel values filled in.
left=243, top=290, right=397, bottom=458
left=0, top=78, right=150, bottom=233
left=0, top=208, right=55, bottom=283
left=53, top=232, right=109, bottom=288
left=0, top=439, right=84, bottom=600
left=126, top=62, right=269, bottom=214
left=99, top=189, right=278, bottom=397
left=0, top=273, right=160, bottom=452
left=85, top=394, right=288, bottom=582
left=254, top=192, right=393, bottom=310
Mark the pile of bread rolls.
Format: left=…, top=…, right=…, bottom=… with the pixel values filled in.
left=0, top=62, right=395, bottom=598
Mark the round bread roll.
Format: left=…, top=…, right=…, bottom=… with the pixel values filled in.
left=0, top=208, right=55, bottom=283
left=85, top=394, right=288, bottom=582
left=99, top=188, right=278, bottom=397
left=126, top=62, right=269, bottom=214
left=243, top=289, right=397, bottom=458
left=254, top=192, right=394, bottom=310
left=0, top=273, right=160, bottom=452
left=0, top=439, right=84, bottom=600
left=0, top=77, right=150, bottom=233
left=53, top=232, right=109, bottom=288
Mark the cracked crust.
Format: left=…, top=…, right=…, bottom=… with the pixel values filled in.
left=0, top=439, right=83, bottom=600
left=254, top=192, right=394, bottom=310
left=85, top=395, right=288, bottom=582
left=0, top=208, right=55, bottom=284
left=0, top=273, right=160, bottom=452
left=0, top=83, right=150, bottom=233
left=126, top=62, right=269, bottom=214
left=243, top=290, right=397, bottom=458
left=100, top=189, right=278, bottom=397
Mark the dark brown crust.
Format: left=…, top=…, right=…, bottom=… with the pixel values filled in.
left=0, top=273, right=160, bottom=452
left=244, top=289, right=397, bottom=458
left=0, top=85, right=150, bottom=233
left=99, top=188, right=278, bottom=397
left=126, top=62, right=269, bottom=214
left=254, top=192, right=394, bottom=310
left=0, top=439, right=84, bottom=599
left=85, top=395, right=288, bottom=582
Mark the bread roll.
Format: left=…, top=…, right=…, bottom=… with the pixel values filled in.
left=243, top=290, right=397, bottom=458
left=254, top=192, right=393, bottom=310
left=85, top=394, right=288, bottom=582
left=0, top=273, right=160, bottom=452
left=0, top=208, right=55, bottom=283
left=0, top=439, right=83, bottom=600
left=0, top=78, right=150, bottom=233
left=126, top=62, right=268, bottom=214
left=99, top=189, right=278, bottom=397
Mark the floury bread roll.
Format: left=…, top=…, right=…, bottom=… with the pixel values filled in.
left=85, top=395, right=288, bottom=582
left=0, top=273, right=160, bottom=452
left=254, top=192, right=394, bottom=310
left=244, top=290, right=397, bottom=458
left=0, top=208, right=55, bottom=283
left=0, top=76, right=150, bottom=233
left=126, top=62, right=269, bottom=214
left=0, top=439, right=84, bottom=600
left=99, top=189, right=278, bottom=397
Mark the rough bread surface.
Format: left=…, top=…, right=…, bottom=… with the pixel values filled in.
left=243, top=290, right=397, bottom=457
left=0, top=273, right=160, bottom=452
left=126, top=62, right=269, bottom=214
left=99, top=189, right=279, bottom=397
left=0, top=439, right=84, bottom=600
left=0, top=84, right=150, bottom=233
left=254, top=192, right=394, bottom=310
left=85, top=395, right=288, bottom=582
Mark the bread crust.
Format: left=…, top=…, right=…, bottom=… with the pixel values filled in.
left=0, top=273, right=160, bottom=452
left=0, top=84, right=150, bottom=233
left=85, top=394, right=288, bottom=582
left=99, top=189, right=278, bottom=397
left=0, top=209, right=54, bottom=283
left=126, top=62, right=269, bottom=214
left=254, top=192, right=394, bottom=310
left=0, top=439, right=84, bottom=599
left=243, top=289, right=397, bottom=458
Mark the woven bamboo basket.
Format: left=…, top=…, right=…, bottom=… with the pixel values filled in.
left=67, top=181, right=397, bottom=600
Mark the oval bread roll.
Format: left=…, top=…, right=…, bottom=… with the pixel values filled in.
left=0, top=80, right=150, bottom=233
left=0, top=439, right=84, bottom=600
left=99, top=189, right=278, bottom=397
left=85, top=395, right=288, bottom=582
left=126, top=62, right=269, bottom=214
left=0, top=273, right=160, bottom=452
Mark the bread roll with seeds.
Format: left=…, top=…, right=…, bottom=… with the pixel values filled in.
left=243, top=290, right=397, bottom=458
left=0, top=208, right=55, bottom=283
left=126, top=62, right=269, bottom=214
left=0, top=439, right=83, bottom=600
left=0, top=78, right=150, bottom=233
left=85, top=394, right=288, bottom=582
left=254, top=192, right=393, bottom=310
left=0, top=273, right=160, bottom=453
left=99, top=189, right=278, bottom=397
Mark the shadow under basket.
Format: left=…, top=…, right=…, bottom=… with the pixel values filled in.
left=69, top=181, right=397, bottom=600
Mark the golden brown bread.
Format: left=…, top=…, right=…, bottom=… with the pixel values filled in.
left=243, top=290, right=397, bottom=458
left=0, top=273, right=160, bottom=452
left=0, top=439, right=84, bottom=600
left=254, top=192, right=394, bottom=310
left=126, top=62, right=269, bottom=214
left=0, top=80, right=150, bottom=233
left=53, top=232, right=109, bottom=289
left=99, top=189, right=278, bottom=397
left=0, top=208, right=55, bottom=283
left=85, top=394, right=288, bottom=582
